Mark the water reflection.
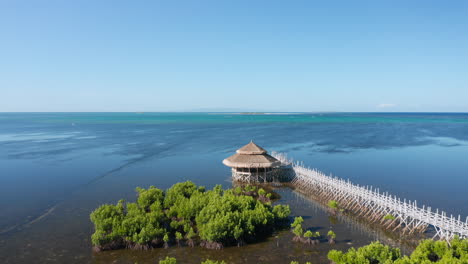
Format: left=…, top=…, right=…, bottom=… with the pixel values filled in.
left=1, top=113, right=468, bottom=263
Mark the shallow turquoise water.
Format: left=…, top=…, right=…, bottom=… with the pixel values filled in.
left=0, top=112, right=467, bottom=263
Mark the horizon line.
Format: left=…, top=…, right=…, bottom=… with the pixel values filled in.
left=1, top=111, right=468, bottom=114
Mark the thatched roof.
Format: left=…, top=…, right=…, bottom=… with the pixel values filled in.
left=236, top=141, right=267, bottom=155
left=223, top=141, right=281, bottom=168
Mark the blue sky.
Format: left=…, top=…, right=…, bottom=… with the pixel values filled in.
left=1, top=0, right=467, bottom=112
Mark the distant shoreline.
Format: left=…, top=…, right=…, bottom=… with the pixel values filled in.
left=210, top=112, right=307, bottom=115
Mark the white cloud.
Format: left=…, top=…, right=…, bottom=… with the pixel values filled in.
left=377, top=103, right=396, bottom=108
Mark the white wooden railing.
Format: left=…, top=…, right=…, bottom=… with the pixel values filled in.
left=272, top=153, right=468, bottom=241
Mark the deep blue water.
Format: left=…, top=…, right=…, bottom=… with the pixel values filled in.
left=0, top=112, right=467, bottom=263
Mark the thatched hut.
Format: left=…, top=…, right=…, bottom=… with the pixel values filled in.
left=223, top=141, right=282, bottom=182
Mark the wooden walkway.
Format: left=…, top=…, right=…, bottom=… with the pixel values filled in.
left=291, top=191, right=411, bottom=253
left=272, top=153, right=468, bottom=241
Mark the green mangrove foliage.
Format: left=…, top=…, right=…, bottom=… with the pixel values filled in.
left=303, top=230, right=313, bottom=238
left=291, top=217, right=320, bottom=245
left=328, top=200, right=339, bottom=210
left=90, top=181, right=291, bottom=251
left=160, top=257, right=177, bottom=264
left=201, top=260, right=226, bottom=264
left=328, top=200, right=344, bottom=215
left=327, top=230, right=336, bottom=244
left=159, top=257, right=225, bottom=264
left=328, top=241, right=401, bottom=264
left=303, top=230, right=320, bottom=245
left=291, top=216, right=304, bottom=242
left=328, top=237, right=468, bottom=264
left=384, top=214, right=396, bottom=221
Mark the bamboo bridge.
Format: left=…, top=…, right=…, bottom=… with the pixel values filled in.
left=271, top=152, right=468, bottom=242
left=291, top=191, right=412, bottom=253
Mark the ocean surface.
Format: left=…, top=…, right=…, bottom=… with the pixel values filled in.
left=0, top=112, right=467, bottom=263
